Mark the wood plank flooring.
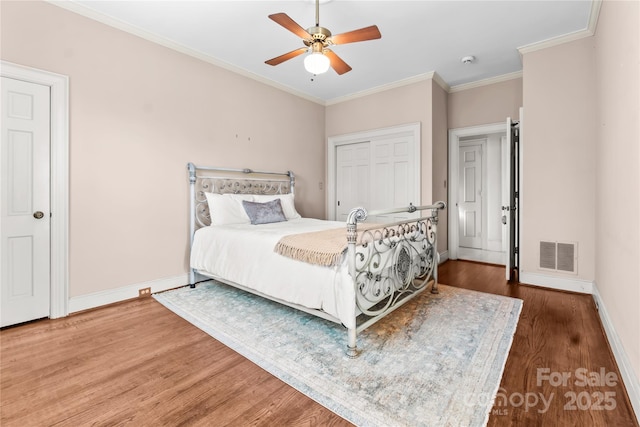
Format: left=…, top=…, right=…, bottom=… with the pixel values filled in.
left=1, top=260, right=637, bottom=426
left=440, top=261, right=637, bottom=426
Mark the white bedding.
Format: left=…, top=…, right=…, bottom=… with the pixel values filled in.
left=190, top=218, right=358, bottom=328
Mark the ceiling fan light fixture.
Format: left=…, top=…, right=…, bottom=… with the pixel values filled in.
left=266, top=0, right=381, bottom=75
left=304, top=51, right=330, bottom=74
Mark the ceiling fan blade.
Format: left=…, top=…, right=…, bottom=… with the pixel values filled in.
left=265, top=47, right=308, bottom=66
left=329, top=25, right=382, bottom=45
left=325, top=50, right=352, bottom=75
left=268, top=13, right=312, bottom=40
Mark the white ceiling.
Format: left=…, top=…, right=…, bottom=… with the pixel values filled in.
left=61, top=0, right=596, bottom=104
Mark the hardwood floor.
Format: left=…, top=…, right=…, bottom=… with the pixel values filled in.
left=1, top=260, right=637, bottom=426
left=440, top=261, right=637, bottom=426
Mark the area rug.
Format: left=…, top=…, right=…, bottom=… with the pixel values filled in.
left=154, top=281, right=522, bottom=427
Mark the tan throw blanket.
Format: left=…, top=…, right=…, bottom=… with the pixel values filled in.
left=275, top=224, right=382, bottom=267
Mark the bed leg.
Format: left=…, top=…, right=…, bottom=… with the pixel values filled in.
left=346, top=327, right=360, bottom=358
left=430, top=252, right=440, bottom=294
left=431, top=280, right=439, bottom=294
left=189, top=269, right=196, bottom=289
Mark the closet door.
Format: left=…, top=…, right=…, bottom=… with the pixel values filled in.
left=329, top=123, right=420, bottom=222
left=370, top=136, right=416, bottom=222
left=335, top=142, right=370, bottom=221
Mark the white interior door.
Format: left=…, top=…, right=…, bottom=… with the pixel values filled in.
left=503, top=117, right=513, bottom=280
left=501, top=135, right=510, bottom=253
left=458, top=142, right=483, bottom=248
left=328, top=123, right=421, bottom=221
left=335, top=142, right=370, bottom=221
left=370, top=136, right=416, bottom=223
left=1, top=76, right=51, bottom=327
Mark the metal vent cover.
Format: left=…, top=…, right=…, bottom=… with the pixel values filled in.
left=539, top=241, right=557, bottom=270
left=539, top=241, right=577, bottom=273
left=556, top=243, right=575, bottom=272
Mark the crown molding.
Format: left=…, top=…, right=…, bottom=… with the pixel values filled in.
left=518, top=0, right=602, bottom=55
left=432, top=72, right=451, bottom=93
left=325, top=71, right=450, bottom=106
left=587, top=0, right=603, bottom=34
left=46, top=1, right=326, bottom=105
left=449, top=71, right=523, bottom=93
left=518, top=28, right=594, bottom=55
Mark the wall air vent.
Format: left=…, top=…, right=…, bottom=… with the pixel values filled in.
left=539, top=241, right=577, bottom=274
left=540, top=241, right=557, bottom=270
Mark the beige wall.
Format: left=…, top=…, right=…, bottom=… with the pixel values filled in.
left=1, top=1, right=326, bottom=297
left=431, top=81, right=449, bottom=253
left=325, top=80, right=434, bottom=206
left=448, top=78, right=523, bottom=130
left=521, top=37, right=597, bottom=282
left=594, top=0, right=640, bottom=383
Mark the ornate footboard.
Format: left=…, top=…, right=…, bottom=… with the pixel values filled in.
left=345, top=202, right=445, bottom=357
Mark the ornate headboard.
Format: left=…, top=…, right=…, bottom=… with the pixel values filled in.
left=187, top=162, right=294, bottom=232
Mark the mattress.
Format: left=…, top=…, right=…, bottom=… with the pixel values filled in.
left=190, top=218, right=358, bottom=328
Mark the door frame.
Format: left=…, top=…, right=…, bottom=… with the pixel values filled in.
left=448, top=122, right=506, bottom=260
left=1, top=61, right=69, bottom=319
left=327, top=122, right=421, bottom=220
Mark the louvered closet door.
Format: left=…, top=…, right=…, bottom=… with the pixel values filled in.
left=1, top=77, right=51, bottom=327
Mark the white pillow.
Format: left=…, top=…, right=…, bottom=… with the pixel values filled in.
left=204, top=193, right=255, bottom=225
left=251, top=193, right=301, bottom=219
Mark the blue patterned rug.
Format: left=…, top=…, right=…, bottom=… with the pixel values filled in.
left=154, top=281, right=522, bottom=426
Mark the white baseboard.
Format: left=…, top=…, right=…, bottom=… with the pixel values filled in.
left=519, top=271, right=593, bottom=294
left=592, top=283, right=640, bottom=422
left=68, top=273, right=189, bottom=314
left=439, top=250, right=449, bottom=264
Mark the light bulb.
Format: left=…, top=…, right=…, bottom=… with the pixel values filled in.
left=304, top=52, right=330, bottom=75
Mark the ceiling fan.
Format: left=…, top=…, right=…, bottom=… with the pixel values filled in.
left=265, top=0, right=381, bottom=75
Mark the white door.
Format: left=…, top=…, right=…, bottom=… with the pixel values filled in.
left=503, top=116, right=519, bottom=281
left=501, top=134, right=510, bottom=256
left=328, top=123, right=421, bottom=222
left=1, top=77, right=51, bottom=327
left=370, top=136, right=416, bottom=222
left=458, top=142, right=483, bottom=249
left=336, top=142, right=370, bottom=221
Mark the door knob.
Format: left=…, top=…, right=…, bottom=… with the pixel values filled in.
left=33, top=211, right=44, bottom=219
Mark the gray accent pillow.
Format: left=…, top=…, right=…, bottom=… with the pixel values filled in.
left=242, top=199, right=287, bottom=225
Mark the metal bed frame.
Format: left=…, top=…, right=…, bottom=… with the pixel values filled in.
left=188, top=162, right=445, bottom=357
